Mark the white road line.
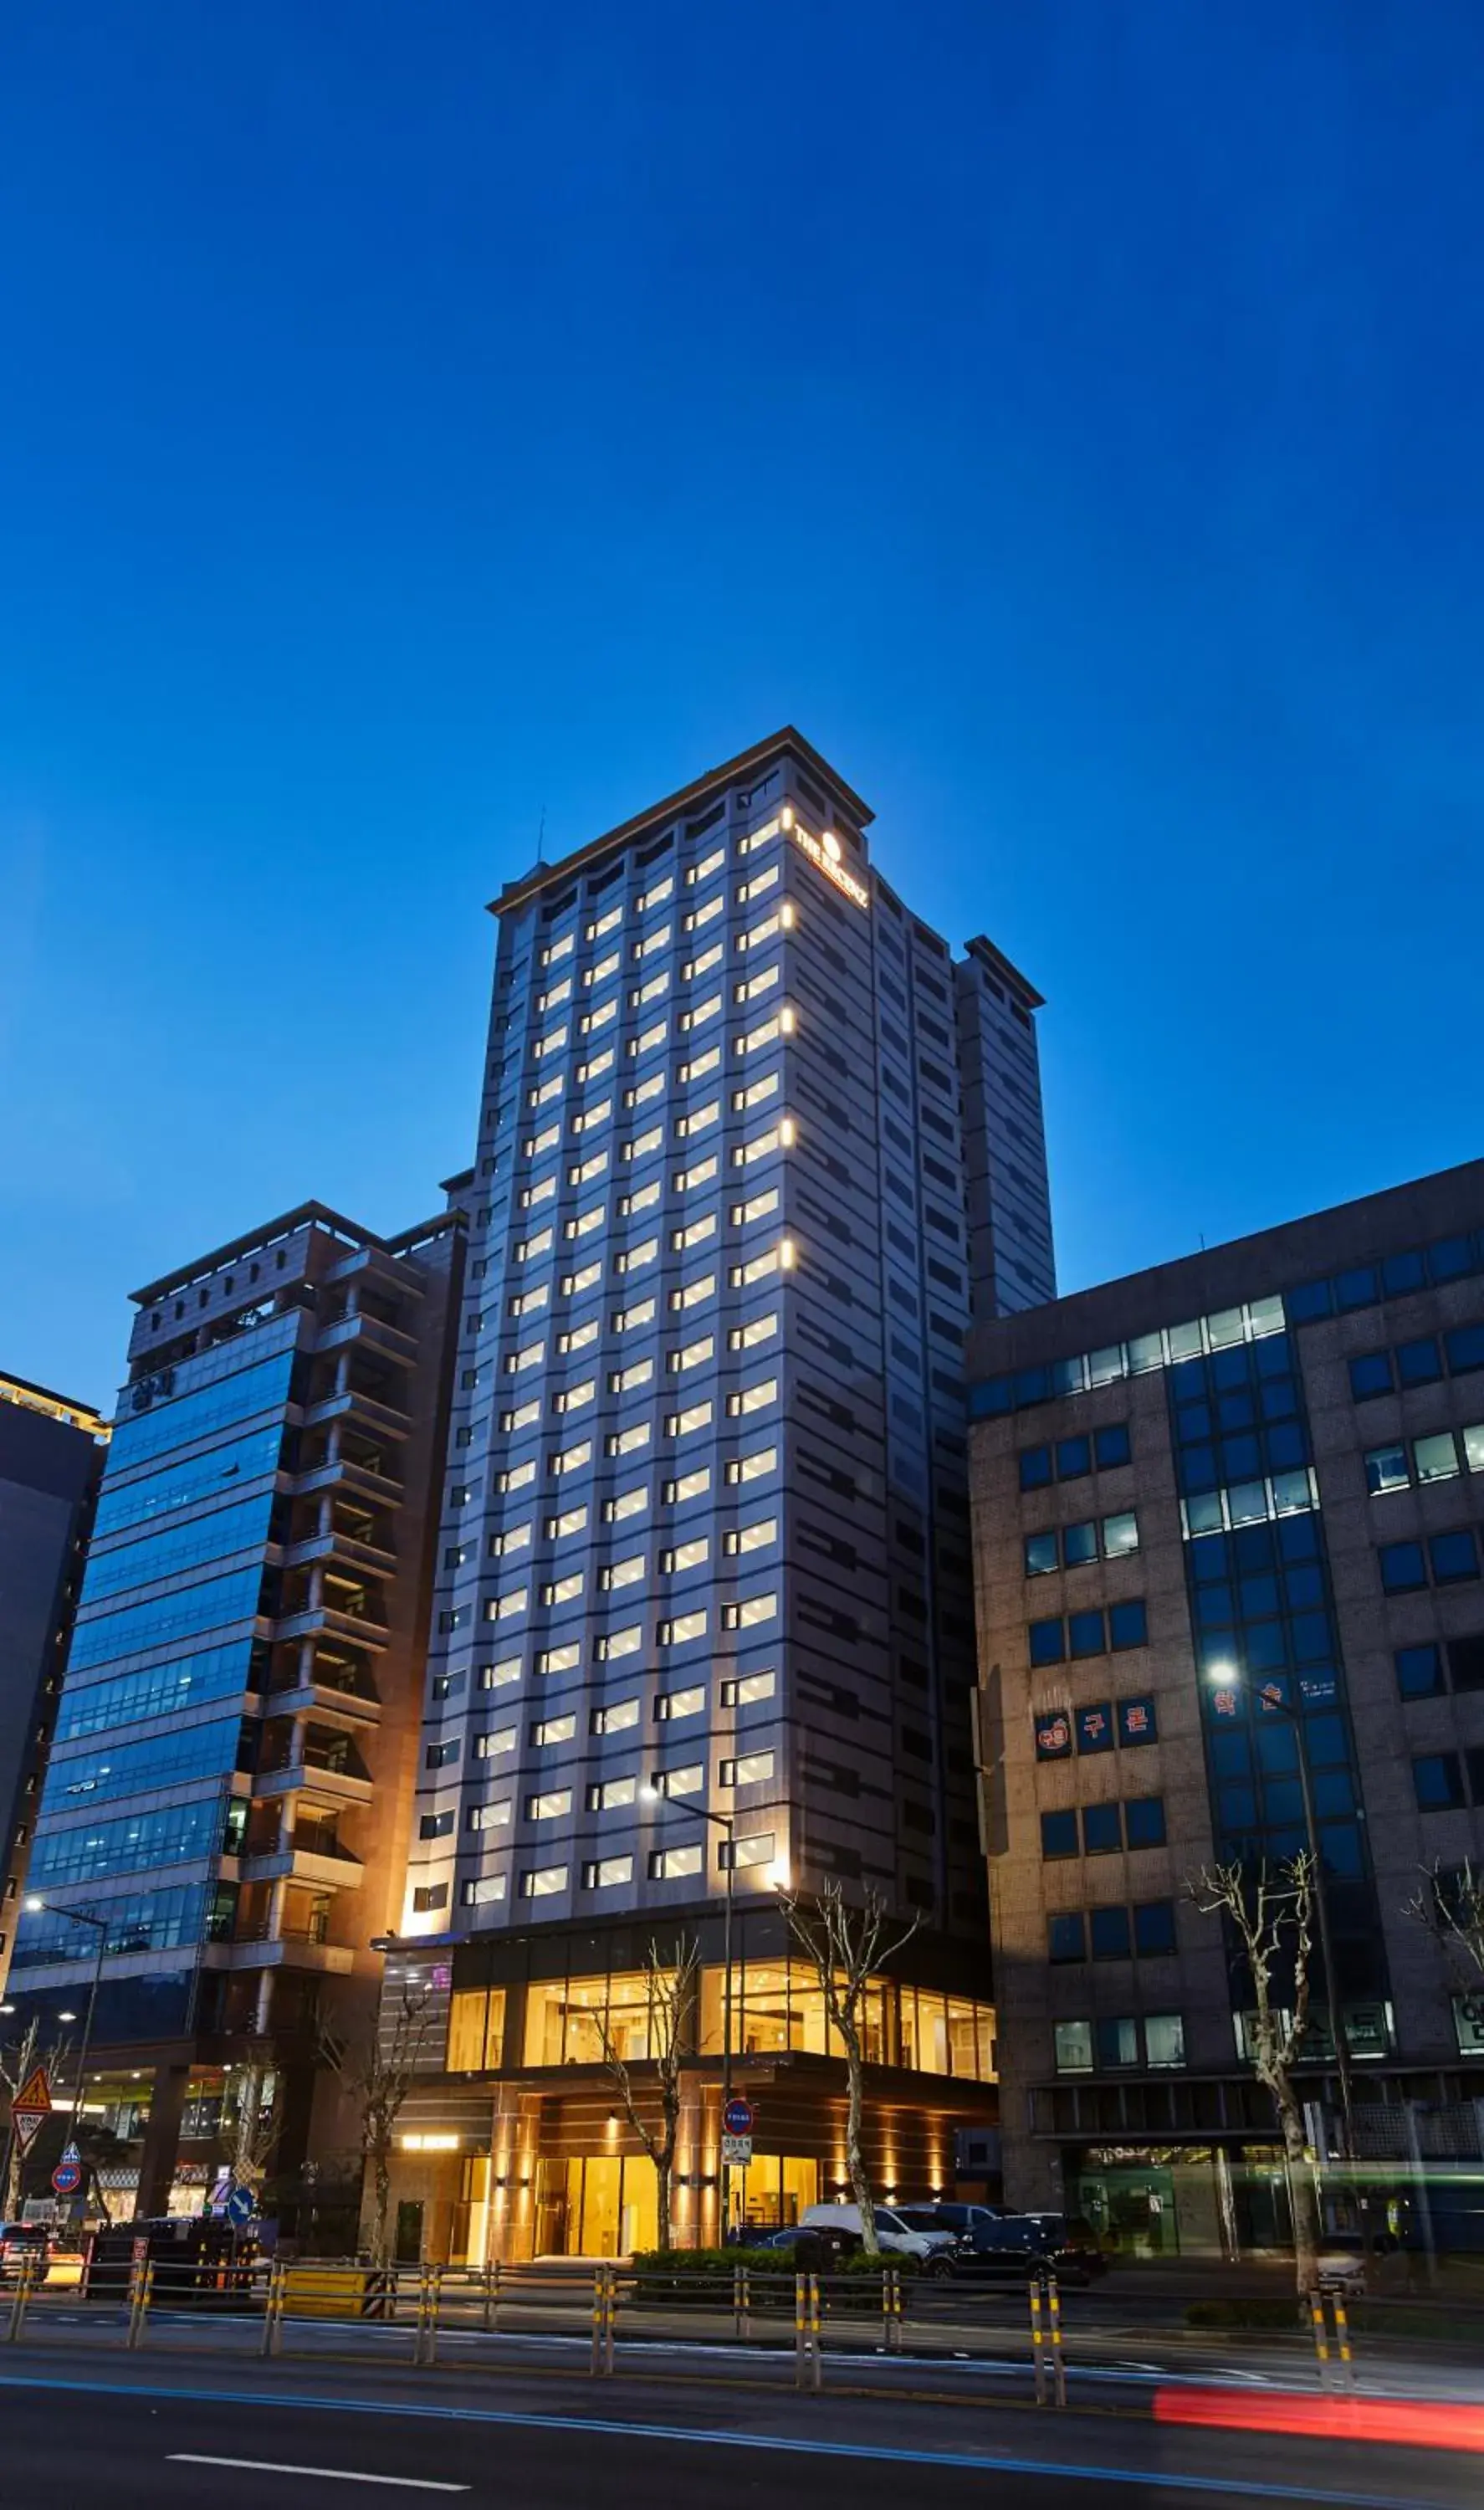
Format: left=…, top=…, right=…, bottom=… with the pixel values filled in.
left=166, top=2457, right=468, bottom=2491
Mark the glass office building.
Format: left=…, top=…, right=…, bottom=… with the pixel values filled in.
left=968, top=1157, right=1484, bottom=2258
left=4, top=1203, right=462, bottom=2223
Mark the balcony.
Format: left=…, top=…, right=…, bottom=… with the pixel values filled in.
left=287, top=1454, right=405, bottom=1507
left=264, top=1675, right=382, bottom=1728
left=237, top=1843, right=365, bottom=1891
left=300, top=1387, right=412, bottom=1442
left=217, top=1930, right=355, bottom=1977
left=253, top=1760, right=374, bottom=1810
left=314, top=1311, right=419, bottom=1368
left=271, top=1601, right=390, bottom=1653
left=280, top=1528, right=397, bottom=1579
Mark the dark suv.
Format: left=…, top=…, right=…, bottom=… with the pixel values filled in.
left=897, top=2205, right=1105, bottom=2284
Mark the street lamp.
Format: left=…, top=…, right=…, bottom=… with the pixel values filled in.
left=23, top=1898, right=110, bottom=2191
left=1203, top=1665, right=1362, bottom=2192
left=641, top=1784, right=737, bottom=2240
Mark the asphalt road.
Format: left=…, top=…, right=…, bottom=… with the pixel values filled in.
left=0, top=2348, right=1479, bottom=2510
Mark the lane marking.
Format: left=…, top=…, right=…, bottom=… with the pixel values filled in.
left=0, top=2371, right=1451, bottom=2510
left=168, top=2458, right=467, bottom=2492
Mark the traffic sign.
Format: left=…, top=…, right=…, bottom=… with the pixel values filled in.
left=225, top=2183, right=257, bottom=2229
left=9, top=2065, right=52, bottom=2157
left=721, top=2134, right=753, bottom=2168
left=722, top=2096, right=755, bottom=2136
left=51, top=2159, right=83, bottom=2198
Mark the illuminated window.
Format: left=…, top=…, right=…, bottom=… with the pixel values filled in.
left=535, top=1643, right=580, bottom=1676
left=667, top=1400, right=714, bottom=1438
left=724, top=1517, right=776, bottom=1555
left=613, top=1237, right=658, bottom=1274
left=596, top=1625, right=642, bottom=1662
left=584, top=1856, right=634, bottom=1889
left=650, top=1844, right=703, bottom=1880
left=592, top=1697, right=640, bottom=1734
left=532, top=1714, right=576, bottom=1747
left=599, top=1552, right=647, bottom=1592
left=659, top=1608, right=708, bottom=1646
left=589, top=1776, right=637, bottom=1811
left=528, top=1788, right=571, bottom=1821
left=602, top=1483, right=648, bottom=1524
left=725, top=1446, right=776, bottom=1484
left=520, top=1864, right=569, bottom=1898
left=720, top=1751, right=774, bottom=1786
left=721, top=1668, right=775, bottom=1708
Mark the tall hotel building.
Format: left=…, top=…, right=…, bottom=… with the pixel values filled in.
left=387, top=730, right=1052, bottom=2262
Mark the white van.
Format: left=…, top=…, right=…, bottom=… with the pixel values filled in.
left=798, top=2202, right=958, bottom=2267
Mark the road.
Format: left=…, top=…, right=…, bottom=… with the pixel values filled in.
left=0, top=2344, right=1480, bottom=2510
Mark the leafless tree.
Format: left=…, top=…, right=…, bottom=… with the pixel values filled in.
left=779, top=1883, right=921, bottom=2255
left=596, top=1936, right=699, bottom=2256
left=220, top=2051, right=280, bottom=2196
left=1405, top=1858, right=1484, bottom=2022
left=320, top=1986, right=435, bottom=2267
left=1189, top=1852, right=1321, bottom=2293
left=0, top=2018, right=72, bottom=2221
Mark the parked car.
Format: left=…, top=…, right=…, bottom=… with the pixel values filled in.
left=893, top=2202, right=1004, bottom=2255
left=797, top=2202, right=959, bottom=2271
left=937, top=2210, right=1107, bottom=2286
left=1314, top=2231, right=1398, bottom=2295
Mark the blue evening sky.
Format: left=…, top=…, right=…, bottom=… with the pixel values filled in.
left=2, top=3, right=1481, bottom=1406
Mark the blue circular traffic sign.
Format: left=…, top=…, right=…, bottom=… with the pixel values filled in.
left=722, top=2097, right=755, bottom=2135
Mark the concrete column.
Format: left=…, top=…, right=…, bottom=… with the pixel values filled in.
left=134, top=2062, right=192, bottom=2220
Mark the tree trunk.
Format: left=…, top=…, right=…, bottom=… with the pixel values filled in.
left=655, top=2156, right=672, bottom=2257
left=4, top=2142, right=21, bottom=2221
left=372, top=2143, right=392, bottom=2267
left=842, top=2025, right=878, bottom=2254
left=1277, top=2086, right=1321, bottom=2297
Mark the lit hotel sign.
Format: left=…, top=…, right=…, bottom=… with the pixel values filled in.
left=784, top=807, right=869, bottom=910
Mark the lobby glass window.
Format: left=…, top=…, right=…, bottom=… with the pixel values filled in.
left=1133, top=1900, right=1177, bottom=1956
left=1109, top=1599, right=1148, bottom=1650
left=1123, top=1796, right=1166, bottom=1848
left=1056, top=1437, right=1091, bottom=1479
left=1397, top=1337, right=1443, bottom=1388
left=1395, top=1644, right=1445, bottom=1698
left=1068, top=1609, right=1104, bottom=1658
left=1029, top=1618, right=1064, bottom=1667
left=1446, top=1324, right=1484, bottom=1375
left=1048, top=1913, right=1086, bottom=1962
left=1413, top=1752, right=1466, bottom=1811
left=447, top=1987, right=508, bottom=2072
left=1090, top=1906, right=1131, bottom=1959
left=1082, top=1802, right=1121, bottom=1854
left=1024, top=1532, right=1059, bottom=1578
left=1041, top=1810, right=1078, bottom=1859
left=1094, top=1424, right=1132, bottom=1468
left=1018, top=1445, right=1053, bottom=1491
left=1379, top=1541, right=1426, bottom=1594
left=1053, top=2021, right=1093, bottom=2073
left=1430, top=1529, right=1479, bottom=1585
left=1095, top=2016, right=1140, bottom=2069
left=1365, top=1443, right=1409, bottom=1495
left=1348, top=1353, right=1393, bottom=1401
left=1144, top=2014, right=1186, bottom=2068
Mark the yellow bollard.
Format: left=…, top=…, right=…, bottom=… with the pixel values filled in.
left=1330, top=2292, right=1355, bottom=2392
left=1029, top=2278, right=1047, bottom=2405
left=1046, top=2272, right=1067, bottom=2409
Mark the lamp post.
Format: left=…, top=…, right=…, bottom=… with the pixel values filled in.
left=641, top=1785, right=736, bottom=2243
left=23, top=1898, right=109, bottom=2215
left=1202, top=1667, right=1364, bottom=2221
